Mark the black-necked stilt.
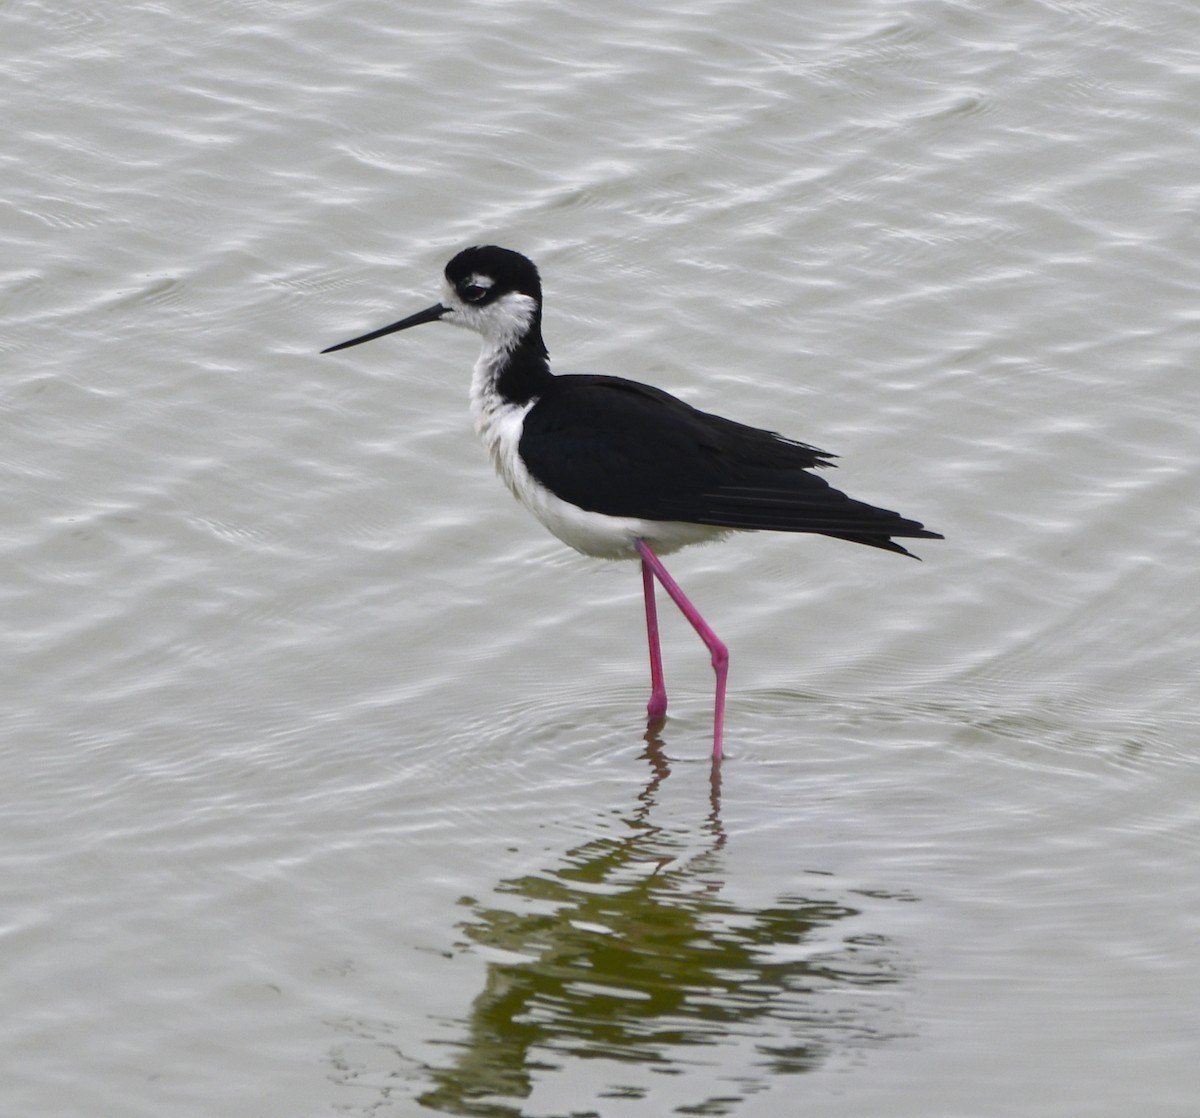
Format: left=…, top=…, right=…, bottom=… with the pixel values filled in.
left=323, top=246, right=942, bottom=760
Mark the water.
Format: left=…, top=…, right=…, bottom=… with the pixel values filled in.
left=3, top=0, right=1199, bottom=1114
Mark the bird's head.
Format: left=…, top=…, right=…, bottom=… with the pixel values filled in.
left=321, top=245, right=543, bottom=355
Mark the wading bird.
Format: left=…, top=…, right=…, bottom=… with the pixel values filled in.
left=323, top=246, right=941, bottom=759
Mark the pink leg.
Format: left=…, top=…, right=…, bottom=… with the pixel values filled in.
left=635, top=539, right=729, bottom=760
left=642, top=557, right=668, bottom=722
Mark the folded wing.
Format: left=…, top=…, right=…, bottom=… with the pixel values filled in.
left=518, top=375, right=942, bottom=557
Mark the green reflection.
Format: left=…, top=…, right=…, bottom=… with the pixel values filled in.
left=417, top=737, right=909, bottom=1116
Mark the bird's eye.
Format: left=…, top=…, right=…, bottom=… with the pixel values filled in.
left=462, top=283, right=489, bottom=303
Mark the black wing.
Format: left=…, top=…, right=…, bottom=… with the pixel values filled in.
left=518, top=375, right=942, bottom=557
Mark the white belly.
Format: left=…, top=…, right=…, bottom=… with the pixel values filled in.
left=519, top=483, right=730, bottom=560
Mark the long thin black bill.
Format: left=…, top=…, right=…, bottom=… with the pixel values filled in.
left=320, top=302, right=447, bottom=354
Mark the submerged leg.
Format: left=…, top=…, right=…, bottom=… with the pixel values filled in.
left=634, top=539, right=729, bottom=761
left=642, top=557, right=668, bottom=722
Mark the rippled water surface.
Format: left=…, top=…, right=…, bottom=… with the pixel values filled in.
left=4, top=0, right=1199, bottom=1114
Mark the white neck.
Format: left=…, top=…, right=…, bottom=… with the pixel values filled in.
left=469, top=340, right=536, bottom=504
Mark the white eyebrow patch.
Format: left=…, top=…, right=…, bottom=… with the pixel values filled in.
left=466, top=273, right=495, bottom=289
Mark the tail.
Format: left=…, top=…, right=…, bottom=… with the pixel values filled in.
left=819, top=528, right=944, bottom=559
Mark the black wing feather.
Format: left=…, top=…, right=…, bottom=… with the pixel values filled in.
left=518, top=374, right=942, bottom=555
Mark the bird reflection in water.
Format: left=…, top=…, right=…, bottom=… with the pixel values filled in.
left=403, top=736, right=912, bottom=1116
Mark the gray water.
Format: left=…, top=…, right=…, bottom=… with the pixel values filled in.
left=4, top=0, right=1199, bottom=1114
